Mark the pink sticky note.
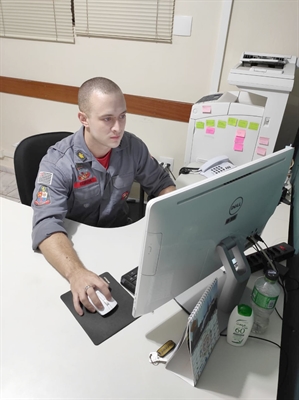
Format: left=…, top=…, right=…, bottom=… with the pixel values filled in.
left=205, top=127, right=215, bottom=134
left=236, top=129, right=246, bottom=138
left=257, top=147, right=267, bottom=156
left=259, top=137, right=269, bottom=146
left=234, top=136, right=245, bottom=144
left=234, top=143, right=243, bottom=152
left=202, top=105, right=212, bottom=113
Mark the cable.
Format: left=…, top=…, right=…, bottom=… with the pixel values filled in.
left=248, top=235, right=277, bottom=272
left=159, top=162, right=176, bottom=181
left=248, top=335, right=281, bottom=348
left=275, top=307, right=283, bottom=320
left=220, top=331, right=281, bottom=348
left=247, top=235, right=288, bottom=302
left=165, top=164, right=176, bottom=181
left=220, top=331, right=289, bottom=390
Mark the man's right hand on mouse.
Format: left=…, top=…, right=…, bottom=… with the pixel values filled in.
left=69, top=269, right=112, bottom=316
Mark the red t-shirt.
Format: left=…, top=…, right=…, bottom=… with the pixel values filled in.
left=96, top=150, right=112, bottom=169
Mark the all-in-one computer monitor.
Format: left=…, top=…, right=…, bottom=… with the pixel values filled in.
left=132, top=147, right=293, bottom=324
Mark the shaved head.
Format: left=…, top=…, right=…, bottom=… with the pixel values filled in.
left=78, top=77, right=123, bottom=115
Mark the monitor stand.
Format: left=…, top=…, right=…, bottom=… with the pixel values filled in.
left=175, top=236, right=252, bottom=332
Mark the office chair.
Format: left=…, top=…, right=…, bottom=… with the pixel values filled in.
left=13, top=131, right=146, bottom=220
left=14, top=131, right=73, bottom=206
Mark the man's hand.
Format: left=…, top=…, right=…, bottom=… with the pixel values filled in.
left=68, top=269, right=112, bottom=315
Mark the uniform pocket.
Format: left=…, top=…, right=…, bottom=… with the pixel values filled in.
left=73, top=178, right=101, bottom=203
left=112, top=172, right=134, bottom=190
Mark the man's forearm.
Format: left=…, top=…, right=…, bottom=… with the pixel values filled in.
left=38, top=232, right=85, bottom=282
left=39, top=232, right=112, bottom=316
left=158, top=185, right=176, bottom=196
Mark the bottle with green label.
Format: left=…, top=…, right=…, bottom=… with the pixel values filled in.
left=251, top=269, right=280, bottom=334
left=227, top=304, right=254, bottom=346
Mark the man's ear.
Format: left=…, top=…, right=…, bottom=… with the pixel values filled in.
left=78, top=111, right=89, bottom=127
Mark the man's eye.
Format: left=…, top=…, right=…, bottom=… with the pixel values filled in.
left=119, top=114, right=126, bottom=120
left=104, top=117, right=111, bottom=122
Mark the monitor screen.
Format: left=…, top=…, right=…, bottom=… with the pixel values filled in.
left=132, top=147, right=293, bottom=321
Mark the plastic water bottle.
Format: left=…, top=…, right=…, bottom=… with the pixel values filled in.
left=251, top=269, right=280, bottom=334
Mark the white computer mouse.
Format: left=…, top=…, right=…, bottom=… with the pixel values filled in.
left=88, top=290, right=118, bottom=316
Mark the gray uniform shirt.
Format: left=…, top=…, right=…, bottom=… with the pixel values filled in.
left=32, top=127, right=174, bottom=250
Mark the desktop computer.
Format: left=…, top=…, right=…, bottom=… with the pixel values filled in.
left=131, top=147, right=294, bottom=329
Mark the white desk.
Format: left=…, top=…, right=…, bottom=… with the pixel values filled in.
left=0, top=197, right=289, bottom=399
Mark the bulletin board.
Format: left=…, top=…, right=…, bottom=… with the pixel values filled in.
left=190, top=115, right=263, bottom=166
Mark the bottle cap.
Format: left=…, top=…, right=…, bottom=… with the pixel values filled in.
left=237, top=304, right=253, bottom=317
left=264, top=268, right=279, bottom=282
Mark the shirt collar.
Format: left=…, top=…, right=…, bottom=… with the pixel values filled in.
left=73, top=126, right=93, bottom=163
left=73, top=126, right=129, bottom=163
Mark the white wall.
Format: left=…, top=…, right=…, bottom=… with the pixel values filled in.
left=0, top=0, right=298, bottom=177
left=220, top=0, right=299, bottom=150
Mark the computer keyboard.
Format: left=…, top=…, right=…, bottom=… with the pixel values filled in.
left=120, top=266, right=138, bottom=294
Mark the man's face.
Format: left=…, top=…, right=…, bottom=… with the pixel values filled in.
left=79, top=90, right=127, bottom=156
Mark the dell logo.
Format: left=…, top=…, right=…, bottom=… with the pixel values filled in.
left=229, top=197, right=243, bottom=215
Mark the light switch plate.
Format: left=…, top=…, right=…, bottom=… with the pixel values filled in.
left=173, top=16, right=193, bottom=36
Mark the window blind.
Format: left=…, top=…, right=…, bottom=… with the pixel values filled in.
left=0, top=0, right=74, bottom=43
left=74, top=0, right=176, bottom=43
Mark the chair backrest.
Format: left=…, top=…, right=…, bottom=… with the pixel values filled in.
left=14, top=132, right=73, bottom=206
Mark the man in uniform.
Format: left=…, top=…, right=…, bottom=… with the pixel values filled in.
left=31, top=77, right=175, bottom=316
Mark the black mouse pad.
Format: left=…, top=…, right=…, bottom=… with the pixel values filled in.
left=60, top=272, right=138, bottom=345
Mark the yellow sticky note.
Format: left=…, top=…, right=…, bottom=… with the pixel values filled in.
left=228, top=118, right=238, bottom=127
left=249, top=122, right=259, bottom=131
left=206, top=120, right=215, bottom=127
left=238, top=120, right=248, bottom=128
left=196, top=121, right=205, bottom=129
left=217, top=120, right=227, bottom=129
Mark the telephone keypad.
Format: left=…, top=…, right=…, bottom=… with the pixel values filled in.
left=211, top=165, right=226, bottom=174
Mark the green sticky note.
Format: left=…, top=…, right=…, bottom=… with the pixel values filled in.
left=195, top=121, right=205, bottom=129
left=248, top=122, right=259, bottom=131
left=228, top=118, right=237, bottom=127
left=206, top=120, right=215, bottom=127
left=217, top=120, right=227, bottom=129
left=238, top=120, right=248, bottom=128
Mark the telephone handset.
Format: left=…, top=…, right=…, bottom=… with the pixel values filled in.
left=199, top=155, right=235, bottom=178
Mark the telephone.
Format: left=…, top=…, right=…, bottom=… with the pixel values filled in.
left=199, top=155, right=235, bottom=178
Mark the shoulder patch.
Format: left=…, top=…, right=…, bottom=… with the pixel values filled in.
left=37, top=171, right=53, bottom=186
left=121, top=191, right=129, bottom=201
left=34, top=185, right=51, bottom=206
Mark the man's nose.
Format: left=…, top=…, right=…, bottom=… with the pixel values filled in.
left=112, top=119, right=121, bottom=133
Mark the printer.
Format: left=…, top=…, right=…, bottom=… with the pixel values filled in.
left=184, top=52, right=298, bottom=169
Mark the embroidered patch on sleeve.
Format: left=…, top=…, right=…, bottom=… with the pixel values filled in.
left=121, top=191, right=129, bottom=201
left=37, top=171, right=53, bottom=186
left=34, top=185, right=51, bottom=206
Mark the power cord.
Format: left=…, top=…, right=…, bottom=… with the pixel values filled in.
left=220, top=331, right=281, bottom=348
left=220, top=331, right=289, bottom=389
left=247, top=235, right=277, bottom=272
left=160, top=162, right=176, bottom=181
